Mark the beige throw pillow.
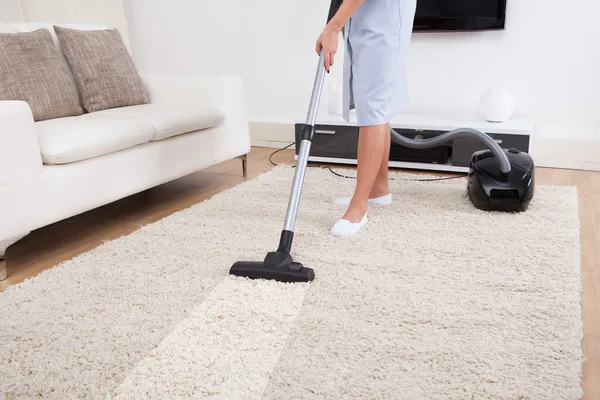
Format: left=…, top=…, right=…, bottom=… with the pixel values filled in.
left=0, top=29, right=84, bottom=121
left=53, top=26, right=150, bottom=113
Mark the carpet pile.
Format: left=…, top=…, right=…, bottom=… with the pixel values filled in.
left=0, top=165, right=582, bottom=399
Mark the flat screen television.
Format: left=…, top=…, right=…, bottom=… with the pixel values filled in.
left=413, top=0, right=507, bottom=31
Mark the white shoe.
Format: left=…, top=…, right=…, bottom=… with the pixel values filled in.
left=333, top=193, right=392, bottom=206
left=330, top=215, right=368, bottom=237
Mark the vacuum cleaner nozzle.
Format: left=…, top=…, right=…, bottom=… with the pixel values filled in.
left=229, top=250, right=315, bottom=283
left=229, top=230, right=315, bottom=283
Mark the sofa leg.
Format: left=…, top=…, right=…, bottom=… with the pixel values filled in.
left=0, top=233, right=28, bottom=281
left=240, top=154, right=248, bottom=179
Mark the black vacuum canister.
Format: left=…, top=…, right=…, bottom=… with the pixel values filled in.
left=467, top=148, right=535, bottom=212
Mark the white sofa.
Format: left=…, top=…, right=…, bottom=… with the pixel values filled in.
left=0, top=22, right=251, bottom=280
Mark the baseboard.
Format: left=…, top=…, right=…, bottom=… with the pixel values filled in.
left=249, top=120, right=296, bottom=150
left=251, top=139, right=295, bottom=150
left=249, top=121, right=295, bottom=143
left=530, top=138, right=600, bottom=171
left=249, top=121, right=600, bottom=171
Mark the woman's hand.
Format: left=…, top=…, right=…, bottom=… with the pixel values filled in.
left=315, top=0, right=364, bottom=72
left=315, top=24, right=339, bottom=73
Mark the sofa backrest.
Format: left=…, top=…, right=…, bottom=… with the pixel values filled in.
left=0, top=0, right=130, bottom=49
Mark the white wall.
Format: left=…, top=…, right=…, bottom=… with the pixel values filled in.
left=0, top=0, right=131, bottom=46
left=123, top=0, right=334, bottom=122
left=0, top=0, right=23, bottom=20
left=123, top=0, right=600, bottom=143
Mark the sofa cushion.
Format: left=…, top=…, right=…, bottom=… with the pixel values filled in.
left=36, top=113, right=155, bottom=165
left=53, top=25, right=149, bottom=113
left=0, top=28, right=84, bottom=121
left=6, top=23, right=113, bottom=110
left=93, top=103, right=226, bottom=141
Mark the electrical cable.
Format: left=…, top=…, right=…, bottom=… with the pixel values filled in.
left=268, top=142, right=466, bottom=182
left=269, top=142, right=296, bottom=166
left=325, top=166, right=465, bottom=182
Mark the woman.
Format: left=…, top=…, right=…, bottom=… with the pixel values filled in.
left=316, top=0, right=416, bottom=236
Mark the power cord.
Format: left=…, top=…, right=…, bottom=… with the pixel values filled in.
left=268, top=142, right=466, bottom=182
left=269, top=142, right=296, bottom=166
left=326, top=167, right=465, bottom=182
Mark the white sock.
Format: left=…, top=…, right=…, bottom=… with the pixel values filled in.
left=330, top=214, right=368, bottom=237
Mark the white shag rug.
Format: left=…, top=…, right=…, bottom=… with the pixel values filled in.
left=0, top=165, right=583, bottom=400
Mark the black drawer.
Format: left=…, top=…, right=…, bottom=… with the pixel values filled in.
left=295, top=124, right=359, bottom=159
left=389, top=144, right=449, bottom=164
left=452, top=133, right=530, bottom=167
left=389, top=128, right=451, bottom=164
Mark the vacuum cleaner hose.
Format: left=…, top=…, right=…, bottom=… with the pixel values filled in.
left=390, top=127, right=512, bottom=175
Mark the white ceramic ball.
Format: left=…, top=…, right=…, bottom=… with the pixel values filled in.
left=478, top=88, right=515, bottom=122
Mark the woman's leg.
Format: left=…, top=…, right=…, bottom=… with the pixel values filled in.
left=370, top=122, right=391, bottom=198
left=342, top=123, right=388, bottom=223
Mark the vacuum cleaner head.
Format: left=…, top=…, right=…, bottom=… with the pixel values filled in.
left=468, top=147, right=535, bottom=212
left=230, top=250, right=315, bottom=283
left=229, top=231, right=315, bottom=283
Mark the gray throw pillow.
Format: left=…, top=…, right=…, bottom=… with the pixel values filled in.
left=0, top=28, right=84, bottom=121
left=53, top=25, right=150, bottom=113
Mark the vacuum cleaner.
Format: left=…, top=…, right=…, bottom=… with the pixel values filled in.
left=229, top=0, right=535, bottom=283
left=389, top=128, right=535, bottom=212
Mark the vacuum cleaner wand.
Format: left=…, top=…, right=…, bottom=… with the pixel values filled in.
left=229, top=53, right=326, bottom=283
left=229, top=0, right=346, bottom=283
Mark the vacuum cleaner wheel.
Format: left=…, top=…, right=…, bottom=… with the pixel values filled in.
left=467, top=148, right=535, bottom=212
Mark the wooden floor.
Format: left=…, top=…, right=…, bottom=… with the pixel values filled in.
left=2, top=147, right=599, bottom=399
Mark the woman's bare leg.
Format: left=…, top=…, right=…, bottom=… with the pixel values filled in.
left=370, top=122, right=391, bottom=198
left=342, top=123, right=388, bottom=222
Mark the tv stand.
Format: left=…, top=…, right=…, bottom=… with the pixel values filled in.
left=294, top=111, right=535, bottom=173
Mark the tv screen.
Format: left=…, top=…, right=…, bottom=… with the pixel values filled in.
left=413, top=0, right=507, bottom=31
